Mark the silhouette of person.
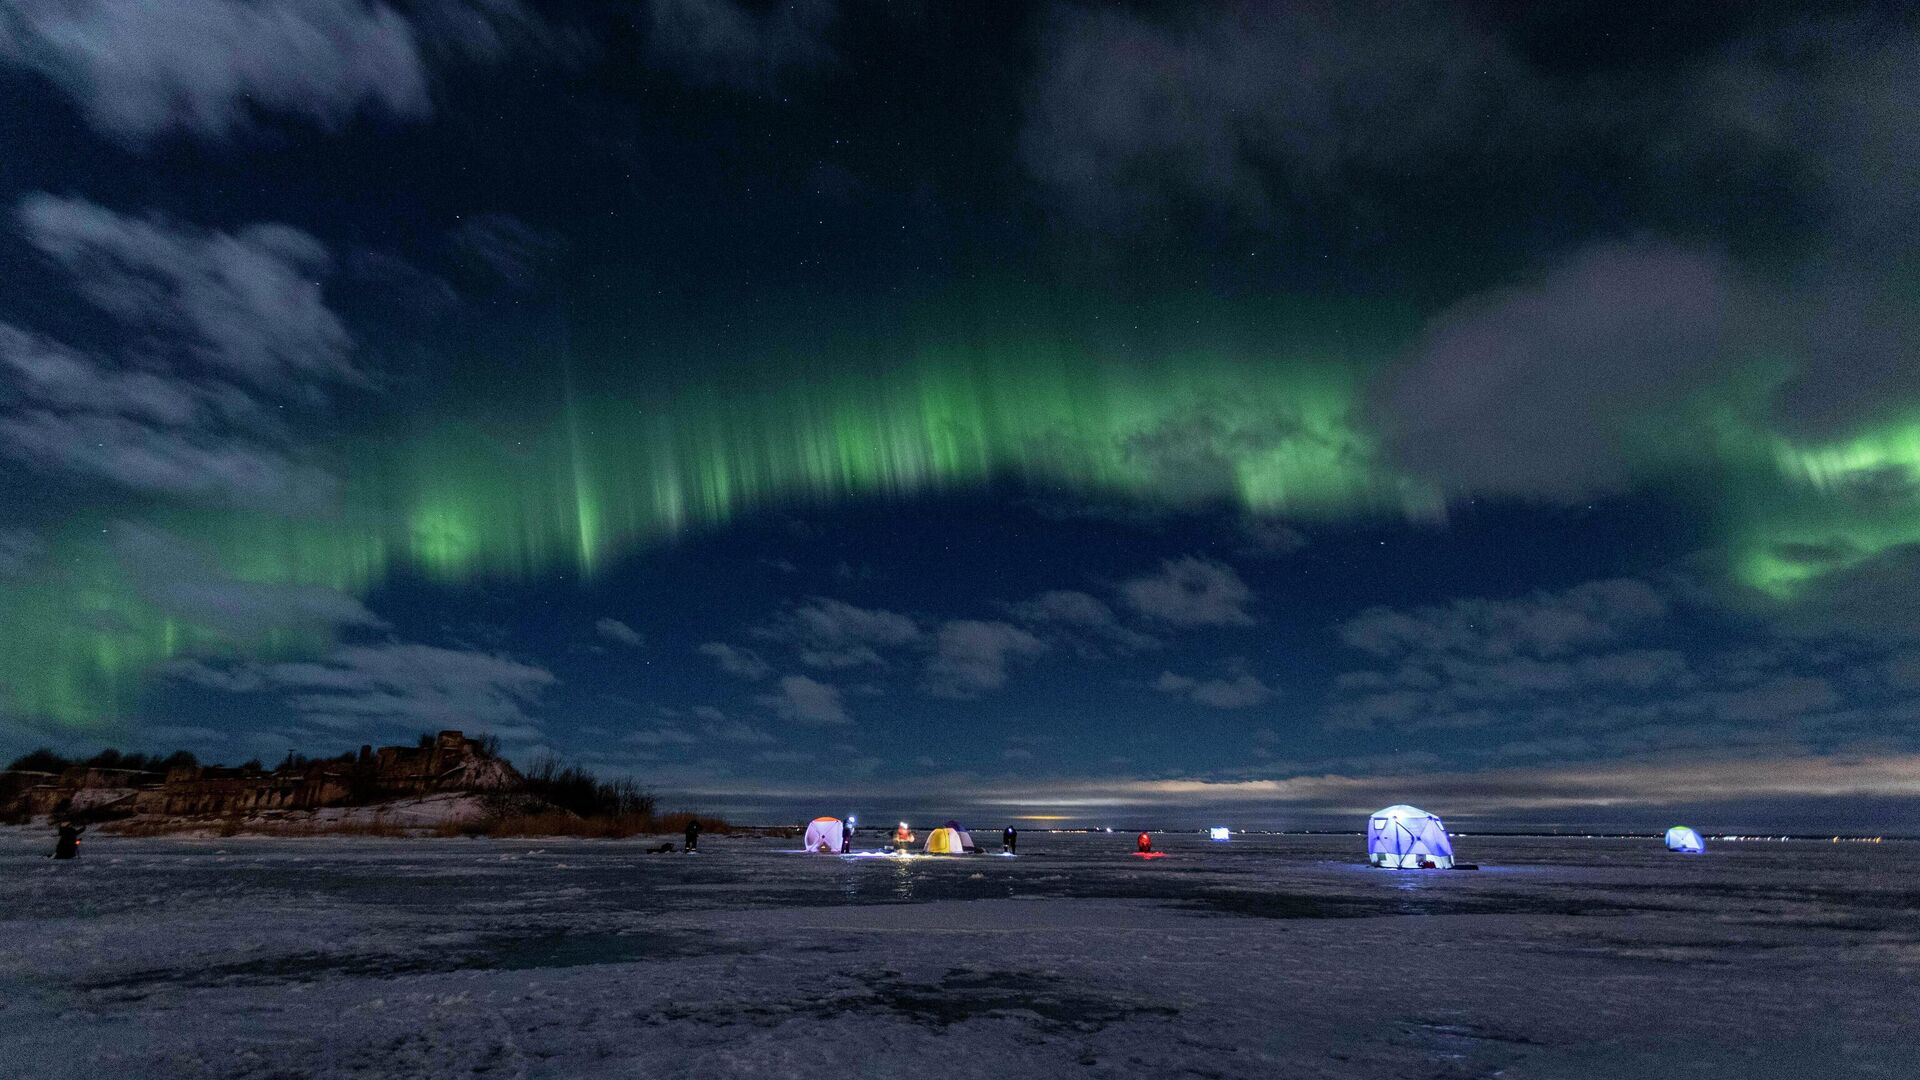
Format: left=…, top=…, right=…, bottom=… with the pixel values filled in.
left=684, top=818, right=701, bottom=853
left=52, top=821, right=84, bottom=860
left=1003, top=826, right=1017, bottom=854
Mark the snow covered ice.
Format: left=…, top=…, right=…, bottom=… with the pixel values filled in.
left=2, top=830, right=1917, bottom=1079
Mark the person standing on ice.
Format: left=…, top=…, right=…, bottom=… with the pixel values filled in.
left=684, top=818, right=701, bottom=853
left=840, top=820, right=853, bottom=854
left=51, top=821, right=84, bottom=860
left=1136, top=831, right=1153, bottom=854
left=1002, top=826, right=1017, bottom=854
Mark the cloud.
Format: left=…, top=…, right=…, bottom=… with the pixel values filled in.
left=1236, top=519, right=1308, bottom=558
left=1329, top=578, right=1695, bottom=735
left=170, top=641, right=555, bottom=736
left=1121, top=556, right=1254, bottom=627
left=1341, top=578, right=1668, bottom=660
left=698, top=641, right=772, bottom=681
left=449, top=213, right=563, bottom=289
left=18, top=194, right=355, bottom=387
left=0, top=528, right=43, bottom=577
left=0, top=349, right=336, bottom=509
left=757, top=597, right=920, bottom=668
left=967, top=752, right=1920, bottom=817
left=1378, top=242, right=1740, bottom=498
left=697, top=715, right=778, bottom=745
left=622, top=709, right=778, bottom=749
left=110, top=521, right=382, bottom=638
left=1022, top=3, right=1531, bottom=229
left=645, top=0, right=836, bottom=94
left=595, top=618, right=644, bottom=648
left=0, top=0, right=428, bottom=142
left=924, top=620, right=1046, bottom=699
left=1007, top=588, right=1157, bottom=653
left=1156, top=670, right=1275, bottom=709
left=757, top=673, right=849, bottom=725
left=0, top=0, right=553, bottom=144
left=1758, top=544, right=1920, bottom=643
left=0, top=196, right=358, bottom=508
left=1363, top=17, right=1920, bottom=496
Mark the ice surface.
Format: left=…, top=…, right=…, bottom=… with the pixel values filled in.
left=1, top=830, right=1916, bottom=1078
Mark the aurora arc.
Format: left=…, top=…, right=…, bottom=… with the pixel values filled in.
left=1, top=340, right=1434, bottom=726
left=5, top=319, right=1917, bottom=729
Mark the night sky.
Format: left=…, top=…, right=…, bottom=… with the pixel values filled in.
left=2, top=1, right=1917, bottom=830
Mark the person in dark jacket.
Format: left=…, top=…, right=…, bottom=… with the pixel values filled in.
left=1002, top=826, right=1017, bottom=854
left=840, top=821, right=853, bottom=854
left=52, top=821, right=84, bottom=860
left=684, top=818, right=701, bottom=853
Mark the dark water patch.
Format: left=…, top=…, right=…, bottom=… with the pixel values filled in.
left=635, top=966, right=1178, bottom=1034
left=856, top=966, right=1178, bottom=1031
left=83, top=928, right=742, bottom=997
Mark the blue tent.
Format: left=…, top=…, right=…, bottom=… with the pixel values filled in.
left=1367, top=805, right=1454, bottom=869
left=1664, top=826, right=1706, bottom=853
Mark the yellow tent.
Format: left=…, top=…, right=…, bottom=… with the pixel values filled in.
left=924, top=826, right=965, bottom=854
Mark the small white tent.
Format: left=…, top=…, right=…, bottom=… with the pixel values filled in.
left=1367, top=805, right=1455, bottom=869
left=802, top=816, right=846, bottom=853
left=1664, top=826, right=1705, bottom=854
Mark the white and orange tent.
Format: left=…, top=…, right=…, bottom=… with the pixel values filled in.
left=802, top=816, right=846, bottom=853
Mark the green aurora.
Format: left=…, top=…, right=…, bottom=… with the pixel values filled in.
left=4, top=313, right=1917, bottom=728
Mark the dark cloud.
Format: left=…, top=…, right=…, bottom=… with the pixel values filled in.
left=110, top=522, right=382, bottom=638
left=1155, top=669, right=1275, bottom=710
left=0, top=341, right=334, bottom=509
left=1758, top=544, right=1920, bottom=643
left=1235, top=519, right=1308, bottom=558
left=594, top=617, right=644, bottom=648
left=1378, top=242, right=1739, bottom=498
left=0, top=0, right=428, bottom=143
left=1341, top=578, right=1668, bottom=660
left=1120, top=556, right=1254, bottom=627
left=644, top=0, right=835, bottom=94
left=170, top=641, right=555, bottom=738
left=1022, top=2, right=1534, bottom=229
left=1006, top=588, right=1157, bottom=655
left=923, top=620, right=1045, bottom=700
left=0, top=528, right=43, bottom=578
left=0, top=0, right=555, bottom=145
left=0, top=197, right=353, bottom=508
left=448, top=213, right=563, bottom=290
left=756, top=672, right=848, bottom=725
left=697, top=641, right=772, bottom=680
left=18, top=194, right=355, bottom=388
left=754, top=597, right=920, bottom=669
left=1324, top=573, right=1908, bottom=765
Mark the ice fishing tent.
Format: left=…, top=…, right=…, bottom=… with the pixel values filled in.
left=941, top=820, right=978, bottom=852
left=1367, top=805, right=1455, bottom=869
left=802, top=816, right=846, bottom=853
left=924, top=826, right=970, bottom=854
left=1664, top=826, right=1705, bottom=854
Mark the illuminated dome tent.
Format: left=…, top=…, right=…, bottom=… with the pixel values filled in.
left=936, top=821, right=977, bottom=852
left=802, top=817, right=846, bottom=853
left=1367, top=805, right=1455, bottom=869
left=1665, top=826, right=1706, bottom=854
left=924, top=826, right=973, bottom=854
